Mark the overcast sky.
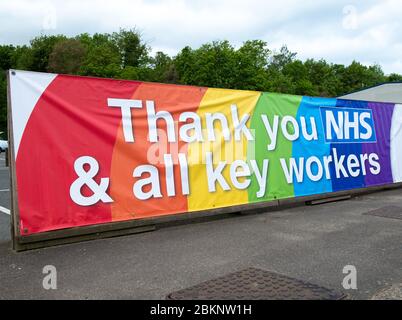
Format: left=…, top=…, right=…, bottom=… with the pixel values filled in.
left=1, top=0, right=402, bottom=74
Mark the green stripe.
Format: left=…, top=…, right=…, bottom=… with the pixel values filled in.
left=247, top=93, right=302, bottom=202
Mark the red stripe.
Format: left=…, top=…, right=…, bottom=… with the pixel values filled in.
left=16, top=75, right=141, bottom=235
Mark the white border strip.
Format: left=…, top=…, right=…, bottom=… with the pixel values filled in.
left=391, top=104, right=402, bottom=182
left=9, top=70, right=57, bottom=158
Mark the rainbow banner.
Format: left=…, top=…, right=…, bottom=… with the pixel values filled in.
left=8, top=70, right=402, bottom=236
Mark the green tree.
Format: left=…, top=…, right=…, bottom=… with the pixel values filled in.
left=149, top=51, right=175, bottom=83
left=79, top=33, right=121, bottom=78
left=173, top=46, right=195, bottom=84
left=266, top=45, right=297, bottom=94
left=0, top=45, right=15, bottom=70
left=28, top=35, right=67, bottom=71
left=341, top=61, right=386, bottom=94
left=304, top=59, right=341, bottom=97
left=111, top=28, right=150, bottom=68
left=174, top=41, right=238, bottom=88
left=282, top=60, right=310, bottom=95
left=388, top=73, right=402, bottom=82
left=0, top=45, right=17, bottom=135
left=10, top=45, right=34, bottom=70
left=0, top=73, right=7, bottom=136
left=47, top=39, right=86, bottom=74
left=269, top=45, right=297, bottom=72
left=233, top=40, right=270, bottom=90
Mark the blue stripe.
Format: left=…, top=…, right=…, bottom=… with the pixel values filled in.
left=329, top=99, right=367, bottom=192
left=292, top=96, right=336, bottom=197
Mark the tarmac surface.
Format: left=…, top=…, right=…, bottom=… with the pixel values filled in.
left=0, top=153, right=401, bottom=300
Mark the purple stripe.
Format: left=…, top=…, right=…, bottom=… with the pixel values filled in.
left=362, top=102, right=394, bottom=186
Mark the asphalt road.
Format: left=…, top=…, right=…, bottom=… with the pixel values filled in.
left=0, top=153, right=10, bottom=242
left=0, top=153, right=401, bottom=300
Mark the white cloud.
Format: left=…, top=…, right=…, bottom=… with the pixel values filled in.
left=0, top=0, right=401, bottom=74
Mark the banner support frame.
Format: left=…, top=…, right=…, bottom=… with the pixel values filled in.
left=7, top=70, right=21, bottom=251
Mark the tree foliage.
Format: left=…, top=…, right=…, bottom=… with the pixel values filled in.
left=0, top=28, right=400, bottom=136
left=48, top=39, right=86, bottom=74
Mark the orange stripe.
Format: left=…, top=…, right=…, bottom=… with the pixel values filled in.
left=110, top=83, right=207, bottom=221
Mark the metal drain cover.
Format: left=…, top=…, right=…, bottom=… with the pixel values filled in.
left=363, top=206, right=402, bottom=220
left=166, top=268, right=346, bottom=300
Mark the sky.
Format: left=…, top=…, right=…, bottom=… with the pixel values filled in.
left=1, top=0, right=402, bottom=74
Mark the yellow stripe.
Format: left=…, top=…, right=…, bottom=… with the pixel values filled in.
left=187, top=88, right=261, bottom=211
